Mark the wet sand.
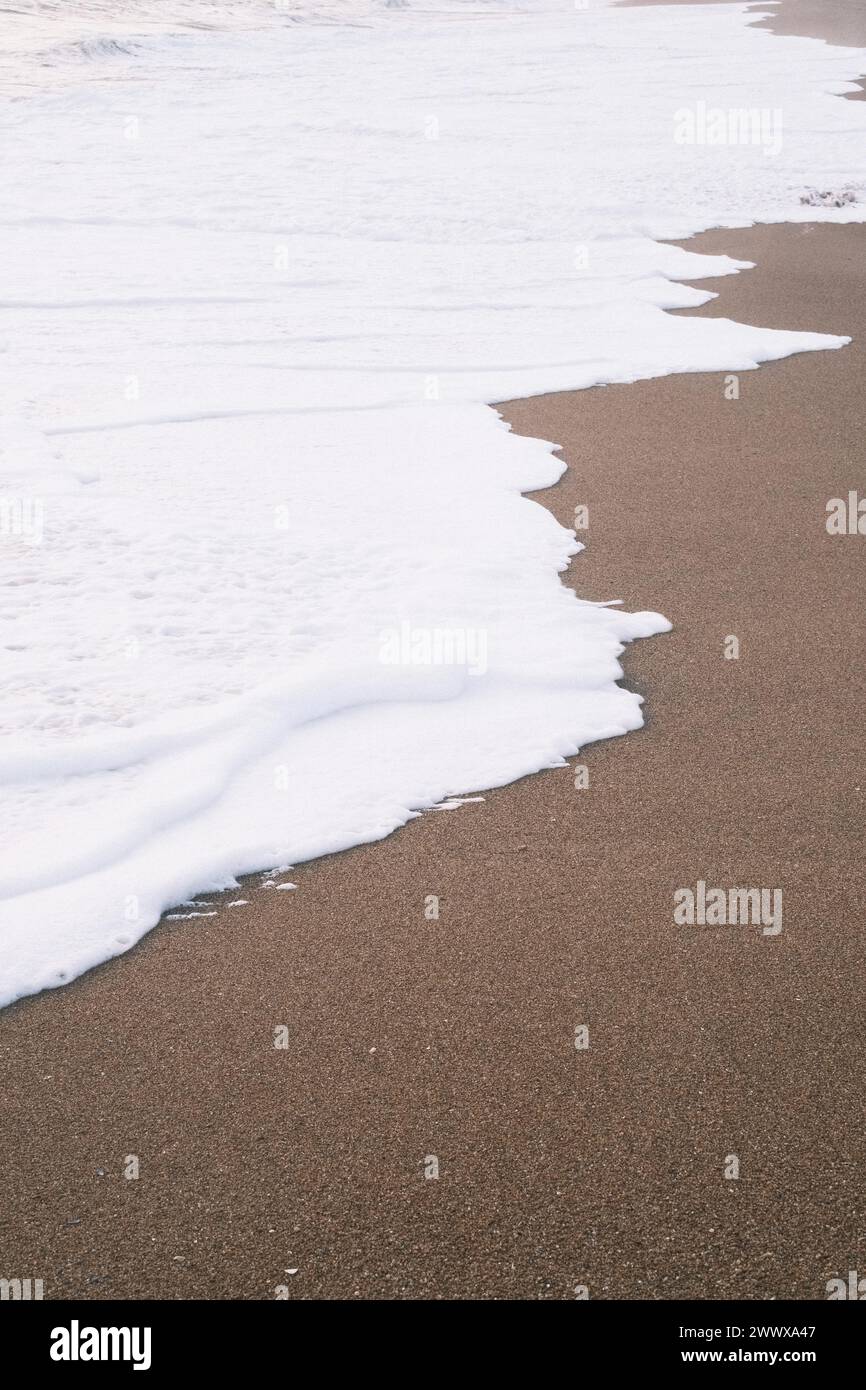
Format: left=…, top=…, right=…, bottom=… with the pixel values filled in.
left=0, top=1, right=864, bottom=1300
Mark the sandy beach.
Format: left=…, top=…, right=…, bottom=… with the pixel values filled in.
left=1, top=0, right=864, bottom=1301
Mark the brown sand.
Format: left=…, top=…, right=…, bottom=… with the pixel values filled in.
left=1, top=2, right=865, bottom=1301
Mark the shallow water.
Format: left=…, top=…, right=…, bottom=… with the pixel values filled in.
left=0, top=0, right=864, bottom=1004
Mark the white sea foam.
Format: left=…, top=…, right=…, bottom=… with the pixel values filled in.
left=0, top=0, right=864, bottom=1005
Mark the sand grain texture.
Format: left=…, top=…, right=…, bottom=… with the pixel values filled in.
left=0, top=0, right=864, bottom=1301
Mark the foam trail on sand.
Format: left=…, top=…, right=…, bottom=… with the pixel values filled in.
left=1, top=0, right=865, bottom=1004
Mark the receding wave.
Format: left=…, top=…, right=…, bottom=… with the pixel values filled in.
left=1, top=0, right=864, bottom=1006
left=0, top=0, right=378, bottom=96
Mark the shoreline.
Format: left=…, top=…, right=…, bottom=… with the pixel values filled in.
left=628, top=0, right=866, bottom=53
left=1, top=0, right=865, bottom=1299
